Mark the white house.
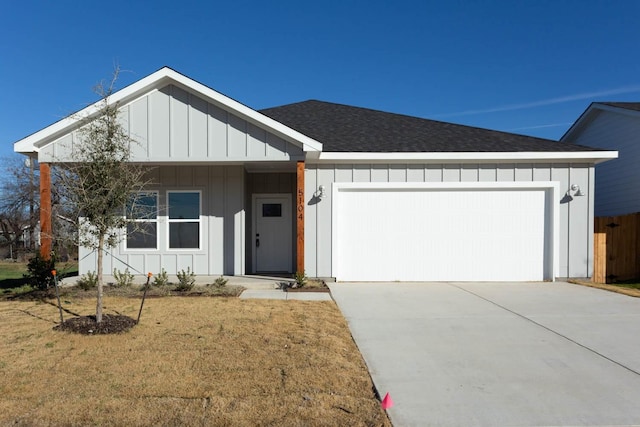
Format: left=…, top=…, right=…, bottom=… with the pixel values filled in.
left=561, top=102, right=640, bottom=217
left=14, top=67, right=617, bottom=281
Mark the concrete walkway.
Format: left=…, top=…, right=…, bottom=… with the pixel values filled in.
left=329, top=281, right=640, bottom=427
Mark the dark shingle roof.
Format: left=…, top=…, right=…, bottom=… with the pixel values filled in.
left=260, top=100, right=601, bottom=153
left=599, top=102, right=640, bottom=112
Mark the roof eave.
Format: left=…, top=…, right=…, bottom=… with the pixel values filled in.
left=311, top=151, right=618, bottom=164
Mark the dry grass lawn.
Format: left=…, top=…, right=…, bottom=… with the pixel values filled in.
left=569, top=279, right=640, bottom=298
left=0, top=296, right=390, bottom=426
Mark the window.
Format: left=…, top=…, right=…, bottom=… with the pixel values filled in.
left=168, top=191, right=200, bottom=249
left=262, top=203, right=282, bottom=217
left=125, top=192, right=158, bottom=249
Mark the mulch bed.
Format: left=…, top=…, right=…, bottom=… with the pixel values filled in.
left=53, top=314, right=137, bottom=335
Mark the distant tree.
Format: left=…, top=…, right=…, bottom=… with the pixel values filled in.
left=54, top=67, right=150, bottom=323
left=0, top=155, right=39, bottom=258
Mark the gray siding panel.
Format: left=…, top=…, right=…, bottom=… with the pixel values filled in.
left=208, top=105, right=228, bottom=158
left=170, top=86, right=190, bottom=158
left=461, top=164, right=479, bottom=182
left=40, top=84, right=305, bottom=164
left=479, top=164, right=497, bottom=182
left=407, top=165, right=425, bottom=182
left=227, top=114, right=247, bottom=158
left=247, top=123, right=267, bottom=158
left=567, top=165, right=591, bottom=277
left=130, top=97, right=149, bottom=159
left=189, top=94, right=208, bottom=158
left=551, top=165, right=570, bottom=276
left=149, top=88, right=171, bottom=159
left=304, top=162, right=595, bottom=280
left=316, top=166, right=335, bottom=277
left=78, top=165, right=245, bottom=277
left=304, top=168, right=318, bottom=277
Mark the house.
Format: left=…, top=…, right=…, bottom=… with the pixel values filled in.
left=561, top=102, right=640, bottom=217
left=14, top=67, right=617, bottom=281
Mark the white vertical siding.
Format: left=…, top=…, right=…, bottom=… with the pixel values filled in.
left=189, top=94, right=208, bottom=157
left=79, top=165, right=245, bottom=277
left=39, top=84, right=304, bottom=163
left=304, top=163, right=595, bottom=279
left=130, top=97, right=149, bottom=158
left=149, top=88, right=171, bottom=159
left=170, top=86, right=190, bottom=158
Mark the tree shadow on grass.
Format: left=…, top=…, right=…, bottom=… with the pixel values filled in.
left=0, top=277, right=28, bottom=290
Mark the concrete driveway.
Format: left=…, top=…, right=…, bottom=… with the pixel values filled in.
left=329, top=281, right=640, bottom=427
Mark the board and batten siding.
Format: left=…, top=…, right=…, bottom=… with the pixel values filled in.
left=39, top=84, right=304, bottom=163
left=79, top=165, right=245, bottom=277
left=566, top=110, right=640, bottom=217
left=305, top=163, right=594, bottom=279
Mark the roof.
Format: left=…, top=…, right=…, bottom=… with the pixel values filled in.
left=261, top=100, right=602, bottom=153
left=599, top=102, right=640, bottom=112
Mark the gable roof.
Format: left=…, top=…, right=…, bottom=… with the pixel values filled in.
left=14, top=67, right=323, bottom=155
left=562, top=101, right=640, bottom=142
left=261, top=100, right=602, bottom=153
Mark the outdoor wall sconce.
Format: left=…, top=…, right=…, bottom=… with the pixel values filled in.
left=567, top=184, right=585, bottom=197
left=316, top=185, right=326, bottom=200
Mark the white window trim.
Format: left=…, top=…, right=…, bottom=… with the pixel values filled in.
left=124, top=191, right=159, bottom=251
left=166, top=190, right=202, bottom=251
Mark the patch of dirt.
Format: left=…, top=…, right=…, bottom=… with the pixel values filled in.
left=53, top=314, right=137, bottom=335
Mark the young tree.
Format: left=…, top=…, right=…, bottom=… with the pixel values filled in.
left=55, top=68, right=150, bottom=323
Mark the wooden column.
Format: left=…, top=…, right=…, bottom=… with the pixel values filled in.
left=296, top=161, right=305, bottom=273
left=39, top=162, right=52, bottom=260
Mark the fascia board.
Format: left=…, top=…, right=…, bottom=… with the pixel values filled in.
left=312, top=151, right=619, bottom=164
left=14, top=67, right=323, bottom=154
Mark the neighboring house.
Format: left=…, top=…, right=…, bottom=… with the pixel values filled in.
left=561, top=102, right=640, bottom=217
left=14, top=67, right=617, bottom=281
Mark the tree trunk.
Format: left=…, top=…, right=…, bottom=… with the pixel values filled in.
left=96, top=233, right=104, bottom=324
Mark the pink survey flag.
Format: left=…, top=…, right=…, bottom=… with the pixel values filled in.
left=381, top=392, right=394, bottom=410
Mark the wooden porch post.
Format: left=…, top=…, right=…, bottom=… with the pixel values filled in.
left=296, top=161, right=305, bottom=273
left=39, top=162, right=52, bottom=260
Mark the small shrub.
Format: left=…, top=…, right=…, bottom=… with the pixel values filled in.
left=77, top=271, right=98, bottom=290
left=25, top=253, right=56, bottom=289
left=113, top=268, right=135, bottom=287
left=175, top=267, right=196, bottom=292
left=293, top=271, right=308, bottom=288
left=210, top=275, right=228, bottom=287
left=153, top=268, right=170, bottom=287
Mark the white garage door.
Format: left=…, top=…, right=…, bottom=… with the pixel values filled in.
left=332, top=183, right=556, bottom=282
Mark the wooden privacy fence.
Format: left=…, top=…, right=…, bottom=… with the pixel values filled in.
left=594, top=212, right=640, bottom=283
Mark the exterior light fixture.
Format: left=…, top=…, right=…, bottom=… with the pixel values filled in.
left=316, top=185, right=326, bottom=200
left=568, top=184, right=585, bottom=197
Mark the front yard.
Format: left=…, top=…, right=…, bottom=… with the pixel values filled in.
left=0, top=293, right=390, bottom=426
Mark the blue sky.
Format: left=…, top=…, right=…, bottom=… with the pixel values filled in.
left=2, top=1, right=639, bottom=158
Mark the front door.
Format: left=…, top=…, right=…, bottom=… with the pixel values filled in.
left=253, top=194, right=292, bottom=273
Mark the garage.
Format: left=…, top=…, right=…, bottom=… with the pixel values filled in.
left=332, top=182, right=559, bottom=282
